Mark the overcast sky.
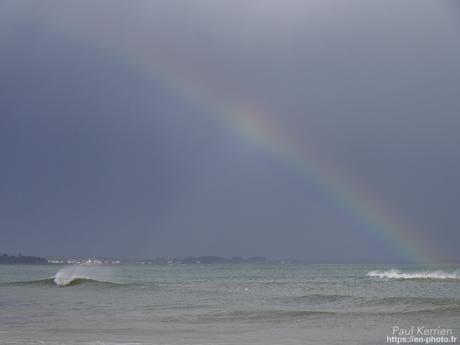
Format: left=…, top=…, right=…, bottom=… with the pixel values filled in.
left=1, top=1, right=459, bottom=262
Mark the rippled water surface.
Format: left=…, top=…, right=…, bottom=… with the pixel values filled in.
left=0, top=264, right=459, bottom=345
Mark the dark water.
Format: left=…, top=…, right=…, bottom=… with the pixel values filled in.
left=0, top=264, right=459, bottom=345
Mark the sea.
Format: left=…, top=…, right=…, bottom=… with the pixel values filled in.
left=0, top=263, right=459, bottom=345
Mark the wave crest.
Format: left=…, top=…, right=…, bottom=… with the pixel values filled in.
left=2, top=276, right=126, bottom=288
left=367, top=269, right=460, bottom=280
left=53, top=265, right=115, bottom=287
left=54, top=276, right=109, bottom=287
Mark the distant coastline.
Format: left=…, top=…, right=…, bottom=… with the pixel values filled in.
left=47, top=256, right=269, bottom=265
left=0, top=254, right=270, bottom=265
left=0, top=254, right=48, bottom=265
left=2, top=254, right=438, bottom=265
left=0, top=254, right=269, bottom=265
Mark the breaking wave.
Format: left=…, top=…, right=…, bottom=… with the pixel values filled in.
left=54, top=276, right=117, bottom=287
left=53, top=265, right=116, bottom=287
left=0, top=266, right=161, bottom=289
left=0, top=277, right=113, bottom=287
left=367, top=269, right=460, bottom=280
left=0, top=265, right=119, bottom=287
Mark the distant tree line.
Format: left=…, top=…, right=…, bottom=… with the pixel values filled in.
left=0, top=254, right=48, bottom=264
left=181, top=256, right=267, bottom=264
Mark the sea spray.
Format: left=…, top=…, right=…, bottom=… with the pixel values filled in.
left=53, top=265, right=114, bottom=287
left=367, top=269, right=460, bottom=280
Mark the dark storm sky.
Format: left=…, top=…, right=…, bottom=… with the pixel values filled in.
left=1, top=1, right=459, bottom=262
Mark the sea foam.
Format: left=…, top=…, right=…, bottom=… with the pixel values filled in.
left=367, top=269, right=460, bottom=280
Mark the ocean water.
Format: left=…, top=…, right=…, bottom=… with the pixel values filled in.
left=0, top=264, right=459, bottom=345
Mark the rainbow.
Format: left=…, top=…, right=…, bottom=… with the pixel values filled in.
left=154, top=70, right=442, bottom=263
left=55, top=22, right=444, bottom=263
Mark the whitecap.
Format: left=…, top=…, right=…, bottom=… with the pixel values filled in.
left=367, top=269, right=460, bottom=280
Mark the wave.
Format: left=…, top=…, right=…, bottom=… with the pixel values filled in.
left=357, top=296, right=460, bottom=313
left=162, top=309, right=338, bottom=323
left=365, top=296, right=460, bottom=306
left=0, top=277, right=56, bottom=287
left=0, top=276, right=121, bottom=288
left=367, top=269, right=460, bottom=280
left=0, top=265, right=120, bottom=287
left=215, top=309, right=337, bottom=320
left=294, top=294, right=353, bottom=303
left=54, top=276, right=121, bottom=287
left=1, top=266, right=162, bottom=288
left=53, top=265, right=119, bottom=287
left=278, top=294, right=355, bottom=305
left=281, top=294, right=460, bottom=315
